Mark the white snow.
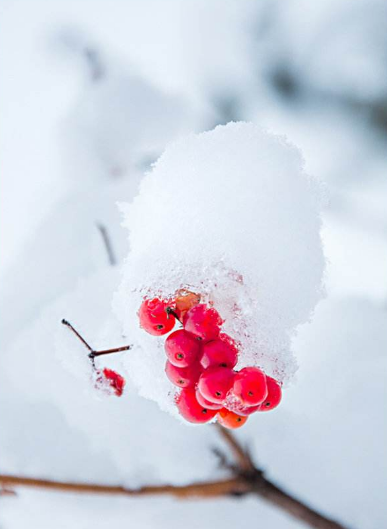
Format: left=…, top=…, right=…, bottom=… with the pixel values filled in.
left=1, top=2, right=386, bottom=529
left=115, top=122, right=325, bottom=415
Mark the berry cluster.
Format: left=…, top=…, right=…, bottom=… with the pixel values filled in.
left=138, top=291, right=282, bottom=429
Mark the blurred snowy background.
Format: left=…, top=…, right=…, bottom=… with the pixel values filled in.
left=0, top=1, right=386, bottom=528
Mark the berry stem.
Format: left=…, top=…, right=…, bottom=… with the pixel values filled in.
left=166, top=306, right=182, bottom=324
left=61, top=319, right=131, bottom=365
left=61, top=319, right=93, bottom=352
left=89, top=345, right=131, bottom=359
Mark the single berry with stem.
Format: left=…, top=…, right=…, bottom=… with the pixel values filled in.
left=232, top=366, right=268, bottom=406
left=138, top=298, right=176, bottom=336
left=257, top=376, right=282, bottom=412
left=197, top=367, right=235, bottom=404
left=165, top=330, right=201, bottom=367
left=176, top=388, right=218, bottom=423
left=217, top=408, right=248, bottom=429
left=200, top=333, right=238, bottom=369
left=165, top=361, right=202, bottom=388
left=183, top=304, right=223, bottom=341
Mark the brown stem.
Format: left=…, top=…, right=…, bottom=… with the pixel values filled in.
left=61, top=320, right=131, bottom=362
left=0, top=475, right=245, bottom=499
left=89, top=346, right=131, bottom=359
left=0, top=471, right=350, bottom=529
left=215, top=423, right=254, bottom=472
left=62, top=319, right=93, bottom=352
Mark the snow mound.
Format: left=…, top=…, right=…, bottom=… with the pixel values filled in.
left=114, top=122, right=325, bottom=416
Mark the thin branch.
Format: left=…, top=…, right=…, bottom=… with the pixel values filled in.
left=61, top=319, right=131, bottom=361
left=0, top=421, right=352, bottom=529
left=62, top=319, right=93, bottom=352
left=0, top=475, right=245, bottom=499
left=96, top=223, right=116, bottom=266
left=215, top=423, right=255, bottom=472
left=89, top=345, right=131, bottom=359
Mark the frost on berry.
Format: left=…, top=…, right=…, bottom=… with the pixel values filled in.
left=138, top=298, right=176, bottom=336
left=114, top=122, right=325, bottom=418
left=94, top=368, right=126, bottom=397
left=183, top=304, right=223, bottom=341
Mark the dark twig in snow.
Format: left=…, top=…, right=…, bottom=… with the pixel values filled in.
left=0, top=426, right=352, bottom=529
left=61, top=319, right=131, bottom=366
left=96, top=223, right=117, bottom=266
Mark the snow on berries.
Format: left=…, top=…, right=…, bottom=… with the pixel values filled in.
left=138, top=298, right=176, bottom=336
left=95, top=368, right=126, bottom=397
left=114, top=122, right=325, bottom=419
left=137, top=295, right=282, bottom=427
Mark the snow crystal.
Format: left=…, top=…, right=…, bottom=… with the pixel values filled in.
left=114, top=122, right=325, bottom=416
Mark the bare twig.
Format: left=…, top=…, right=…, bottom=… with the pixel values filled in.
left=61, top=319, right=131, bottom=361
left=0, top=427, right=352, bottom=529
left=215, top=423, right=254, bottom=472
left=96, top=223, right=116, bottom=266
left=62, top=319, right=93, bottom=351
left=0, top=475, right=245, bottom=499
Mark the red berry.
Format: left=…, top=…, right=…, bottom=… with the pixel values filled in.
left=197, top=367, right=234, bottom=404
left=223, top=393, right=260, bottom=416
left=232, top=367, right=267, bottom=406
left=257, top=376, right=282, bottom=411
left=165, top=330, right=201, bottom=367
left=183, top=304, right=223, bottom=341
left=95, top=368, right=126, bottom=397
left=195, top=388, right=223, bottom=410
left=138, top=298, right=176, bottom=336
left=200, top=333, right=238, bottom=369
left=217, top=408, right=248, bottom=429
left=175, top=290, right=201, bottom=320
left=165, top=361, right=202, bottom=388
left=176, top=388, right=218, bottom=423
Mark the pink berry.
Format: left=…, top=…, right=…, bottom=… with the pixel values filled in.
left=217, top=408, right=248, bottom=429
left=195, top=388, right=223, bottom=410
left=176, top=388, right=218, bottom=423
left=183, top=304, right=223, bottom=341
left=200, top=333, right=238, bottom=369
left=257, top=376, right=282, bottom=411
left=165, top=361, right=202, bottom=388
left=165, top=330, right=201, bottom=367
left=95, top=368, right=126, bottom=397
left=197, top=367, right=235, bottom=404
left=138, top=298, right=176, bottom=336
left=232, top=367, right=267, bottom=406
